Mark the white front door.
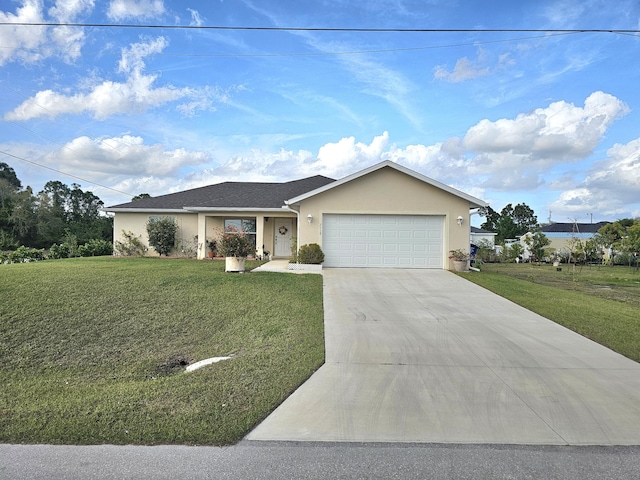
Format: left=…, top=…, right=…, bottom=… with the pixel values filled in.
left=274, top=218, right=293, bottom=257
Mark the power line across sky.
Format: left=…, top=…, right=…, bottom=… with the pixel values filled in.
left=1, top=22, right=639, bottom=34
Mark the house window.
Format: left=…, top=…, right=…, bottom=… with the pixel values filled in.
left=149, top=215, right=176, bottom=223
left=224, top=219, right=257, bottom=250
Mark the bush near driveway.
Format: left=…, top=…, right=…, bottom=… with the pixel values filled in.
left=0, top=257, right=325, bottom=445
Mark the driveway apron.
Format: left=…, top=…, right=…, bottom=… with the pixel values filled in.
left=246, top=269, right=640, bottom=444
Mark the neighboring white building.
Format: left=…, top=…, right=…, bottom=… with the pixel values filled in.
left=470, top=226, right=497, bottom=247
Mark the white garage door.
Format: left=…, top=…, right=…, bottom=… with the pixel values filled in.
left=323, top=214, right=444, bottom=268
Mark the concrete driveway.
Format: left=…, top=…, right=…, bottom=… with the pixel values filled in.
left=247, top=269, right=640, bottom=445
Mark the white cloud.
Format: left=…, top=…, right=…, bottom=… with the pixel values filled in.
left=187, top=8, right=204, bottom=27
left=50, top=134, right=210, bottom=179
left=461, top=91, right=629, bottom=184
left=547, top=137, right=640, bottom=219
left=4, top=36, right=232, bottom=121
left=106, top=0, right=165, bottom=21
left=200, top=92, right=627, bottom=202
left=0, top=0, right=94, bottom=65
left=49, top=0, right=94, bottom=22
left=312, top=132, right=391, bottom=177
left=434, top=56, right=490, bottom=83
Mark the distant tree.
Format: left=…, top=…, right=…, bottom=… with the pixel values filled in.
left=513, top=203, right=538, bottom=234
left=0, top=164, right=112, bottom=249
left=35, top=181, right=108, bottom=247
left=480, top=203, right=538, bottom=243
left=146, top=217, right=177, bottom=256
left=523, top=231, right=551, bottom=263
left=0, top=162, right=21, bottom=190
left=479, top=206, right=500, bottom=232
left=495, top=215, right=520, bottom=243
left=9, top=187, right=37, bottom=245
left=132, top=193, right=151, bottom=201
left=623, top=220, right=640, bottom=267
left=594, top=221, right=627, bottom=264
left=507, top=242, right=524, bottom=263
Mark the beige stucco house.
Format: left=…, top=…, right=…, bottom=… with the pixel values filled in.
left=105, top=161, right=487, bottom=270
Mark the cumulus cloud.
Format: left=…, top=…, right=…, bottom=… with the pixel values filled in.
left=137, top=91, right=630, bottom=203
left=0, top=0, right=93, bottom=65
left=456, top=91, right=630, bottom=191
left=4, top=36, right=234, bottom=121
left=49, top=0, right=94, bottom=21
left=464, top=92, right=628, bottom=159
left=546, top=137, right=640, bottom=218
left=106, top=0, right=165, bottom=21
left=50, top=134, right=210, bottom=180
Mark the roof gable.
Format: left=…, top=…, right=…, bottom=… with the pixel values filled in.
left=285, top=161, right=487, bottom=208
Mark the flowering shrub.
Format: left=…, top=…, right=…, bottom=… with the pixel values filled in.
left=448, top=249, right=470, bottom=261
left=217, top=225, right=254, bottom=258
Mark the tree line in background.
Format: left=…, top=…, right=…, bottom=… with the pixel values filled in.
left=0, top=162, right=113, bottom=255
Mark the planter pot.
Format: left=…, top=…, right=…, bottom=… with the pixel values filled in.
left=207, top=251, right=215, bottom=258
left=452, top=260, right=468, bottom=272
left=225, top=257, right=246, bottom=272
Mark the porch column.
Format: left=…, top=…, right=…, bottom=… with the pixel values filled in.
left=255, top=214, right=265, bottom=258
left=197, top=213, right=207, bottom=260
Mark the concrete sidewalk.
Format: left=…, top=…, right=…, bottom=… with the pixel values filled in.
left=252, top=259, right=322, bottom=274
left=247, top=269, right=640, bottom=444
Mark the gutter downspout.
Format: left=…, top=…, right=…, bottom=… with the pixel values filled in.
left=283, top=203, right=300, bottom=258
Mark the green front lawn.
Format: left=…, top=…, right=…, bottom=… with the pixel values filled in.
left=460, top=263, right=640, bottom=362
left=0, top=257, right=325, bottom=445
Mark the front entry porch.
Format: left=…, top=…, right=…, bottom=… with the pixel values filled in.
left=196, top=212, right=298, bottom=260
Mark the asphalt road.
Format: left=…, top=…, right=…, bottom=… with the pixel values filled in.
left=3, top=442, right=640, bottom=480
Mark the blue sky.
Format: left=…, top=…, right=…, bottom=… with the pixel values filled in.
left=1, top=0, right=639, bottom=225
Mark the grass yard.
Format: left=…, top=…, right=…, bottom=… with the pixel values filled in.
left=460, top=263, right=640, bottom=362
left=0, top=257, right=325, bottom=445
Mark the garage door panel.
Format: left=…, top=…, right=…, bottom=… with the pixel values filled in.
left=323, top=214, right=444, bottom=269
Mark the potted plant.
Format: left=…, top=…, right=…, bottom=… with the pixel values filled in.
left=207, top=239, right=217, bottom=258
left=217, top=226, right=254, bottom=272
left=449, top=249, right=470, bottom=272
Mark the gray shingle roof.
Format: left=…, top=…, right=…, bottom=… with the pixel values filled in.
left=539, top=222, right=609, bottom=234
left=106, top=175, right=336, bottom=210
left=471, top=226, right=495, bottom=234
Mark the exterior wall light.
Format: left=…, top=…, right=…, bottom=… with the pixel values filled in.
left=307, top=214, right=313, bottom=224
left=457, top=215, right=464, bottom=226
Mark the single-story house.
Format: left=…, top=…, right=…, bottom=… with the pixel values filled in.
left=522, top=222, right=609, bottom=256
left=104, top=161, right=487, bottom=270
